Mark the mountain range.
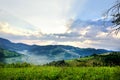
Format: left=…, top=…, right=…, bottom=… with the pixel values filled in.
left=0, top=37, right=112, bottom=64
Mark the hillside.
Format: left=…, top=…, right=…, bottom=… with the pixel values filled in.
left=0, top=52, right=120, bottom=80
left=0, top=47, right=21, bottom=58
left=0, top=47, right=22, bottom=63
left=46, top=52, right=120, bottom=66
left=0, top=37, right=111, bottom=63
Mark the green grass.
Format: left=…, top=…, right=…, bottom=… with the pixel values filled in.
left=0, top=66, right=120, bottom=80
left=0, top=52, right=120, bottom=80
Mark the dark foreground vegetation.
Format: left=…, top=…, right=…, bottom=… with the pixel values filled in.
left=47, top=52, right=120, bottom=67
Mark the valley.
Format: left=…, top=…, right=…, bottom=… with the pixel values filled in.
left=0, top=37, right=112, bottom=64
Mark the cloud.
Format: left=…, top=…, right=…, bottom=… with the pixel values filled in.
left=0, top=22, right=28, bottom=36
left=0, top=22, right=43, bottom=40
left=0, top=0, right=74, bottom=34
left=0, top=18, right=120, bottom=51
left=41, top=18, right=120, bottom=50
left=66, top=19, right=120, bottom=50
left=0, top=0, right=88, bottom=34
left=0, top=0, right=119, bottom=51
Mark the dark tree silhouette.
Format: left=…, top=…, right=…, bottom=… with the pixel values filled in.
left=0, top=48, right=4, bottom=62
left=104, top=0, right=120, bottom=34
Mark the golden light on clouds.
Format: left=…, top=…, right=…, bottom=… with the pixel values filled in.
left=0, top=22, right=43, bottom=37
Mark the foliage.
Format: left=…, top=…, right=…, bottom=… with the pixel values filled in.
left=104, top=0, right=120, bottom=34
left=0, top=52, right=120, bottom=80
left=0, top=48, right=4, bottom=62
left=46, top=60, right=69, bottom=67
left=0, top=62, right=32, bottom=68
left=101, top=52, right=120, bottom=66
left=47, top=52, right=120, bottom=67
left=0, top=47, right=21, bottom=58
left=0, top=67, right=119, bottom=80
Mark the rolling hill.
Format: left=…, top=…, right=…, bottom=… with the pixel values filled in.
left=46, top=52, right=120, bottom=67
left=0, top=37, right=112, bottom=64
left=0, top=47, right=22, bottom=63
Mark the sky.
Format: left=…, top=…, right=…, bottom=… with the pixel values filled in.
left=0, top=0, right=120, bottom=51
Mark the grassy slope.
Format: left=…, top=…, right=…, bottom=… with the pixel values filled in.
left=0, top=47, right=23, bottom=64
left=0, top=48, right=21, bottom=58
left=0, top=52, right=120, bottom=80
left=0, top=67, right=120, bottom=80
left=47, top=52, right=120, bottom=67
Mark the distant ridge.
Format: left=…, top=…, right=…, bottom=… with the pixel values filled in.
left=0, top=37, right=113, bottom=64
left=0, top=37, right=111, bottom=56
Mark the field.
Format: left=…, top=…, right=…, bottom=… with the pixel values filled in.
left=0, top=66, right=120, bottom=80
left=0, top=52, right=120, bottom=80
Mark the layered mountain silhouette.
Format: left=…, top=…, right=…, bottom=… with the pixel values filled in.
left=0, top=37, right=112, bottom=64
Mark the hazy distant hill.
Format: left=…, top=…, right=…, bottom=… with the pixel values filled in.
left=0, top=37, right=112, bottom=64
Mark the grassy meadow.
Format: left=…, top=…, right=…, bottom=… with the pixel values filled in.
left=0, top=66, right=120, bottom=80
left=0, top=52, right=120, bottom=80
